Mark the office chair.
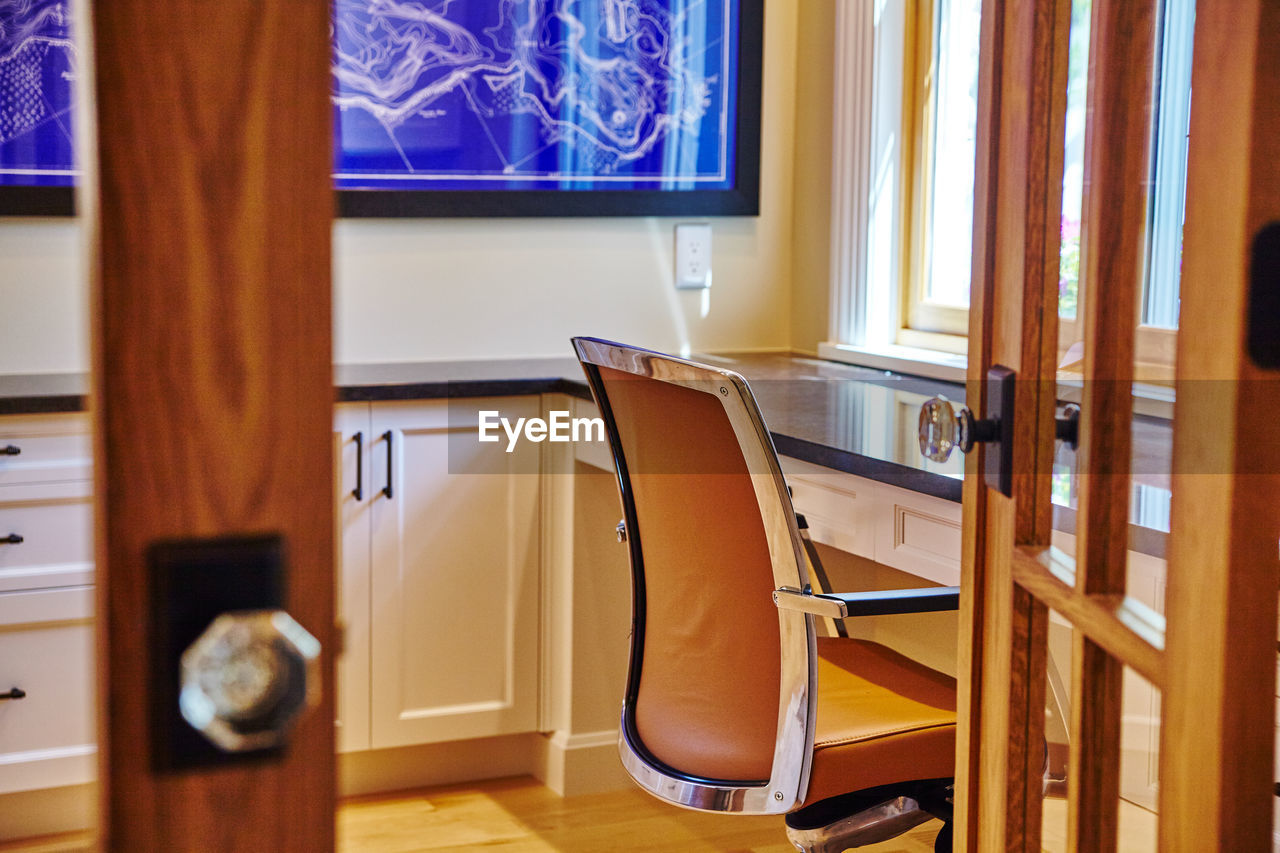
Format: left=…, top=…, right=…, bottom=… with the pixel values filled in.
left=572, top=338, right=961, bottom=852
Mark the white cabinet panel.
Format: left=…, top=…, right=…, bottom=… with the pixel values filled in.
left=0, top=588, right=96, bottom=794
left=0, top=415, right=97, bottom=796
left=871, top=483, right=962, bottom=586
left=780, top=456, right=962, bottom=586
left=0, top=491, right=93, bottom=593
left=0, top=416, right=91, bottom=488
left=334, top=404, right=372, bottom=753
left=369, top=399, right=541, bottom=748
left=335, top=399, right=543, bottom=751
left=779, top=457, right=876, bottom=559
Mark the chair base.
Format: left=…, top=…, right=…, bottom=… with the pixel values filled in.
left=784, top=780, right=953, bottom=852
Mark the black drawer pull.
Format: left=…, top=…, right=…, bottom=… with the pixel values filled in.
left=1, top=534, right=22, bottom=545
left=0, top=688, right=25, bottom=701
left=382, top=430, right=394, bottom=499
left=1, top=445, right=18, bottom=456
left=352, top=431, right=364, bottom=501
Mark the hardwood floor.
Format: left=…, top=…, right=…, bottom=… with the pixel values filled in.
left=0, top=781, right=1167, bottom=852
left=0, top=776, right=941, bottom=852
left=337, top=777, right=941, bottom=853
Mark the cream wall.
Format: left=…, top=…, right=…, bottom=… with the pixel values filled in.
left=788, top=0, right=837, bottom=355
left=0, top=222, right=87, bottom=375
left=0, top=1, right=829, bottom=374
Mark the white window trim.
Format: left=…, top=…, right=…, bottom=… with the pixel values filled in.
left=827, top=0, right=875, bottom=350
left=1142, top=0, right=1194, bottom=329
left=824, top=0, right=969, bottom=382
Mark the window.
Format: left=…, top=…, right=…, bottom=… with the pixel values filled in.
left=824, top=0, right=1195, bottom=383
left=902, top=0, right=983, bottom=342
left=1058, top=0, right=1192, bottom=382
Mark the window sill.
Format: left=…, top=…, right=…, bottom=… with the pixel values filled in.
left=820, top=343, right=1175, bottom=421
left=817, top=342, right=968, bottom=383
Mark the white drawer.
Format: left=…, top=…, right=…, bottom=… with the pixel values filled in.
left=0, top=589, right=96, bottom=794
left=873, top=483, right=963, bottom=586
left=0, top=415, right=92, bottom=488
left=780, top=457, right=876, bottom=560
left=0, top=494, right=94, bottom=592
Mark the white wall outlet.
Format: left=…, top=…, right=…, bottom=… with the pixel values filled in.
left=674, top=223, right=713, bottom=289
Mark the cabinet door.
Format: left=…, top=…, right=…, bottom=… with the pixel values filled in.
left=334, top=403, right=372, bottom=752
left=0, top=587, right=95, bottom=794
left=369, top=398, right=541, bottom=748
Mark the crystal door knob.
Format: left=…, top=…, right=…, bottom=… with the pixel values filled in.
left=179, top=609, right=320, bottom=752
left=918, top=396, right=999, bottom=463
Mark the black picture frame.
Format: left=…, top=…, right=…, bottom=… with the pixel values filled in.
left=0, top=185, right=75, bottom=217
left=1, top=0, right=763, bottom=219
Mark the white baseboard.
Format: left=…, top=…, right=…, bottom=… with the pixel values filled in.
left=339, top=733, right=541, bottom=798
left=535, top=729, right=631, bottom=797
left=0, top=733, right=632, bottom=841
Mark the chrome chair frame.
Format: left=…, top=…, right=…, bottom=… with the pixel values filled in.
left=574, top=338, right=964, bottom=850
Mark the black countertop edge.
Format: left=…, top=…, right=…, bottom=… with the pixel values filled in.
left=337, top=376, right=593, bottom=402
left=0, top=394, right=85, bottom=416
left=770, top=433, right=964, bottom=502
left=0, top=375, right=597, bottom=413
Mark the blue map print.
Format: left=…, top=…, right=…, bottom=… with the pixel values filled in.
left=0, top=0, right=738, bottom=192
left=333, top=0, right=738, bottom=191
left=0, top=0, right=76, bottom=187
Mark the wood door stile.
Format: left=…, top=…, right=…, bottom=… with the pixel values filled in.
left=1067, top=0, right=1157, bottom=848
left=955, top=0, right=1069, bottom=849
left=1158, top=1, right=1280, bottom=848
left=960, top=0, right=1280, bottom=848
left=89, top=2, right=336, bottom=850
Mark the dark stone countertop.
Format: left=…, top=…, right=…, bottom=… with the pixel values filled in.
left=0, top=352, right=1173, bottom=553
left=0, top=353, right=966, bottom=501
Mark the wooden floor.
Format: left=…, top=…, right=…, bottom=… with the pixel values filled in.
left=0, top=776, right=940, bottom=852
left=0, top=778, right=1159, bottom=852
left=338, top=776, right=941, bottom=852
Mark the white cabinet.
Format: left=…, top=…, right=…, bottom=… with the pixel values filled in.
left=334, top=405, right=372, bottom=753
left=0, top=415, right=96, bottom=794
left=335, top=399, right=541, bottom=751
left=778, top=456, right=963, bottom=586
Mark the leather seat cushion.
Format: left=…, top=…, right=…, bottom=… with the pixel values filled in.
left=804, top=637, right=958, bottom=805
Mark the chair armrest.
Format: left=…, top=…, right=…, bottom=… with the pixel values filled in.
left=773, top=586, right=960, bottom=619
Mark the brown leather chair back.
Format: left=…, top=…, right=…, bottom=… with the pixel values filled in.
left=574, top=338, right=816, bottom=815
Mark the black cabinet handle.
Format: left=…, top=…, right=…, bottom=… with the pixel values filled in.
left=1, top=534, right=22, bottom=545
left=0, top=688, right=25, bottom=701
left=382, top=430, right=393, bottom=499
left=352, top=431, right=364, bottom=501
left=1, top=445, right=19, bottom=456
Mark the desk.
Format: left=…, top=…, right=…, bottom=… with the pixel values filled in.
left=0, top=352, right=1175, bottom=817
left=1, top=351, right=1173, bottom=571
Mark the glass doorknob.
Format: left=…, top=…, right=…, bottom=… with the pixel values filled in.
left=918, top=396, right=997, bottom=463
left=920, top=395, right=1082, bottom=464
left=179, top=609, right=320, bottom=752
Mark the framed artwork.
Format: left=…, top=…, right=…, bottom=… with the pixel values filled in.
left=1, top=0, right=762, bottom=218
left=0, top=1, right=78, bottom=215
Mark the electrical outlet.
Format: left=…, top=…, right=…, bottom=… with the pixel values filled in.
left=675, top=223, right=712, bottom=289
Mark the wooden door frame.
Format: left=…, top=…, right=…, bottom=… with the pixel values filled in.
left=957, top=0, right=1280, bottom=849
left=1158, top=1, right=1280, bottom=847
left=954, top=0, right=1070, bottom=848
left=89, top=1, right=336, bottom=848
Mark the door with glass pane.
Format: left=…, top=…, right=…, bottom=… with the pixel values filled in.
left=943, top=0, right=1280, bottom=849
